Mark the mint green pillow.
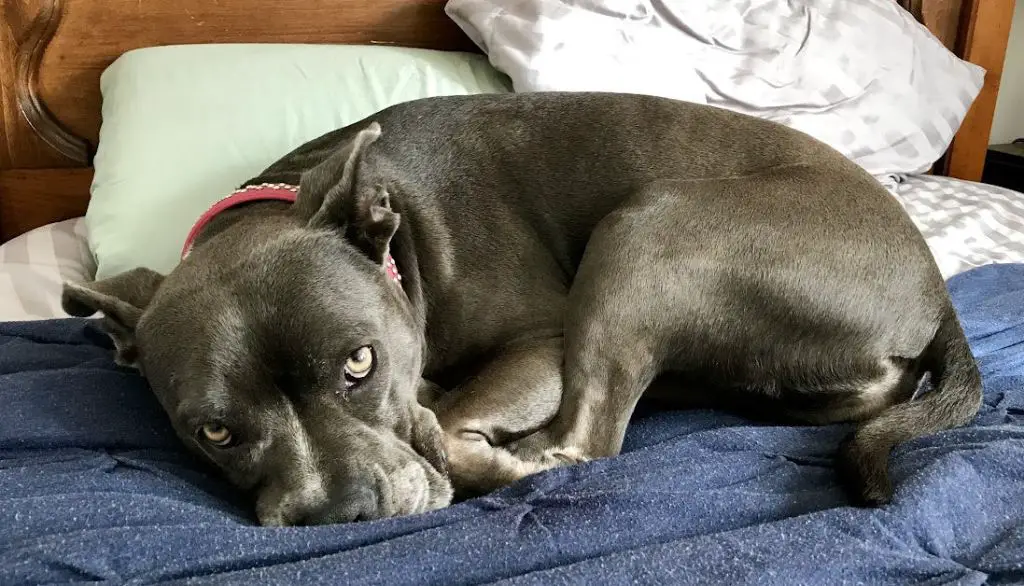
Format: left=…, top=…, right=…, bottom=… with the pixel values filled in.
left=88, top=44, right=511, bottom=279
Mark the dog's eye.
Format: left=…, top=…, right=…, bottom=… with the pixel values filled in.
left=345, top=346, right=374, bottom=380
left=199, top=423, right=234, bottom=447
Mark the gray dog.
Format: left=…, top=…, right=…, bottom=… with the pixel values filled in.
left=62, top=92, right=982, bottom=526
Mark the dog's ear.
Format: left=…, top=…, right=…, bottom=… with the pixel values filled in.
left=295, top=122, right=382, bottom=227
left=295, top=122, right=400, bottom=264
left=345, top=184, right=401, bottom=264
left=61, top=267, right=165, bottom=367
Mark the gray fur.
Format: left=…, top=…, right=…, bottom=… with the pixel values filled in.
left=61, top=92, right=982, bottom=524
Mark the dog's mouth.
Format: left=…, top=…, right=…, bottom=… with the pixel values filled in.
left=255, top=449, right=452, bottom=527
left=311, top=447, right=453, bottom=526
left=350, top=423, right=453, bottom=523
left=248, top=405, right=453, bottom=526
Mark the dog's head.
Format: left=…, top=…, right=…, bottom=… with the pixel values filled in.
left=62, top=123, right=452, bottom=526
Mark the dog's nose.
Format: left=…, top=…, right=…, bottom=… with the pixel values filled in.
left=297, top=482, right=380, bottom=526
left=257, top=478, right=381, bottom=526
left=256, top=487, right=328, bottom=527
left=279, top=501, right=323, bottom=527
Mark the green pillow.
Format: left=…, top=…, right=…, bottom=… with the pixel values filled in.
left=88, top=44, right=512, bottom=279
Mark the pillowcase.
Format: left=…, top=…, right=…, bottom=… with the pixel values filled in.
left=89, top=44, right=512, bottom=280
left=445, top=0, right=986, bottom=178
left=449, top=2, right=707, bottom=105
left=0, top=218, right=96, bottom=321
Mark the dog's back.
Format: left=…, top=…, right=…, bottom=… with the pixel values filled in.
left=258, top=92, right=915, bottom=282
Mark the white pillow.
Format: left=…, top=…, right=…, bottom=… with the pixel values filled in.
left=445, top=0, right=986, bottom=177
left=446, top=1, right=706, bottom=105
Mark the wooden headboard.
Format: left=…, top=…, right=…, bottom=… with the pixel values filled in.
left=0, top=0, right=1016, bottom=242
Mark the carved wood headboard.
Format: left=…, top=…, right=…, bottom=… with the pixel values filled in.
left=0, top=0, right=476, bottom=169
left=0, top=0, right=1017, bottom=241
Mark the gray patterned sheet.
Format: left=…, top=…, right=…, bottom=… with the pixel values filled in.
left=0, top=218, right=94, bottom=322
left=892, top=175, right=1024, bottom=279
left=0, top=175, right=1019, bottom=320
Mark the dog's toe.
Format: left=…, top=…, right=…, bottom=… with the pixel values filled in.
left=542, top=446, right=590, bottom=466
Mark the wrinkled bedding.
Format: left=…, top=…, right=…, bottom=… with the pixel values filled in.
left=1, top=263, right=1022, bottom=585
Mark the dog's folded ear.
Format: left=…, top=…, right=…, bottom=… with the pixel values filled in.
left=295, top=121, right=400, bottom=265
left=61, top=267, right=165, bottom=367
left=346, top=184, right=400, bottom=265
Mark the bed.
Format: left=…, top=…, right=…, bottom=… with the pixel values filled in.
left=1, top=0, right=1023, bottom=584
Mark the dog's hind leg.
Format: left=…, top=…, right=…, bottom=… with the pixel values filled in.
left=534, top=171, right=892, bottom=465
left=530, top=168, right=982, bottom=507
left=838, top=306, right=982, bottom=505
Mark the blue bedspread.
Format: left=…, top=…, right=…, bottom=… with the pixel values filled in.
left=2, top=263, right=1022, bottom=585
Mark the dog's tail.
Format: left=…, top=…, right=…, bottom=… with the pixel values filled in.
left=839, top=303, right=983, bottom=505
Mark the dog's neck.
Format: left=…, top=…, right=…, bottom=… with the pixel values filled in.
left=181, top=183, right=402, bottom=285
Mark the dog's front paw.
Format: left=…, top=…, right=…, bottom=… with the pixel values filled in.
left=443, top=430, right=596, bottom=497
left=506, top=431, right=591, bottom=470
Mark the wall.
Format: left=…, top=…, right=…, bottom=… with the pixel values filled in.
left=990, top=1, right=1024, bottom=144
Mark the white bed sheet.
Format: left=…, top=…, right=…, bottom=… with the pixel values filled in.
left=0, top=175, right=1019, bottom=321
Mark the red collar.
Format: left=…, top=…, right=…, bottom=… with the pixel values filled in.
left=181, top=183, right=402, bottom=283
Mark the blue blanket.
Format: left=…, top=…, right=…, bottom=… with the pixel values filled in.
left=2, top=263, right=1022, bottom=585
